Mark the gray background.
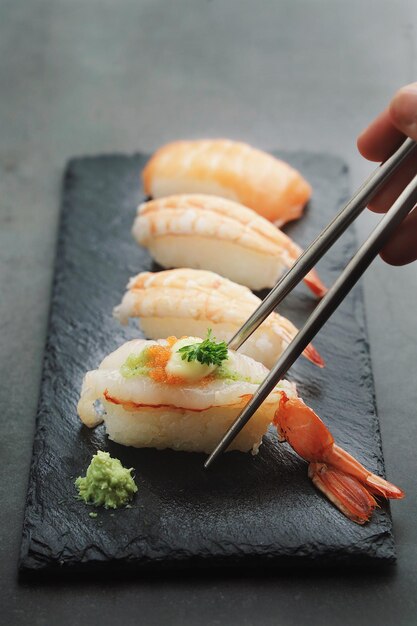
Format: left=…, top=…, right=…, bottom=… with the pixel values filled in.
left=1, top=1, right=416, bottom=624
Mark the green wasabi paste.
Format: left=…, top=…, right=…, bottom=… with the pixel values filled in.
left=75, top=451, right=138, bottom=509
left=215, top=364, right=257, bottom=383
left=120, top=350, right=149, bottom=378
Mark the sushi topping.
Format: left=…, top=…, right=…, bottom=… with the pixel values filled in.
left=178, top=329, right=228, bottom=366
left=75, top=451, right=138, bottom=509
left=119, top=335, right=229, bottom=385
left=120, top=350, right=150, bottom=378
left=147, top=338, right=187, bottom=384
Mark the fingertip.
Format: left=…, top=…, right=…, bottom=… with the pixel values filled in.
left=380, top=246, right=417, bottom=266
left=379, top=210, right=417, bottom=266
left=356, top=131, right=370, bottom=159
left=379, top=245, right=404, bottom=266
left=356, top=125, right=382, bottom=161
left=356, top=109, right=404, bottom=161
left=367, top=200, right=386, bottom=214
left=389, top=83, right=417, bottom=139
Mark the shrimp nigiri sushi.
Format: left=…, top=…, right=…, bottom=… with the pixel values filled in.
left=77, top=334, right=403, bottom=524
left=142, top=139, right=312, bottom=225
left=78, top=335, right=296, bottom=454
left=133, top=194, right=326, bottom=295
left=114, top=268, right=324, bottom=369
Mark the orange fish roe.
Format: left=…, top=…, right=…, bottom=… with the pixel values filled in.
left=146, top=336, right=215, bottom=386
left=147, top=343, right=172, bottom=384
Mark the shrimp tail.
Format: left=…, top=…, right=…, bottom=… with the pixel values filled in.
left=322, top=444, right=405, bottom=500
left=303, top=268, right=328, bottom=298
left=303, top=343, right=325, bottom=368
left=275, top=393, right=404, bottom=524
left=365, top=472, right=405, bottom=499
left=308, top=462, right=378, bottom=524
left=309, top=460, right=404, bottom=524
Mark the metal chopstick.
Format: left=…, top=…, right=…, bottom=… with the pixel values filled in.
left=205, top=172, right=417, bottom=468
left=228, top=137, right=416, bottom=353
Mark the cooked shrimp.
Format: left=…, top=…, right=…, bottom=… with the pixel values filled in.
left=114, top=268, right=324, bottom=369
left=142, top=139, right=312, bottom=225
left=274, top=393, right=404, bottom=524
left=133, top=194, right=326, bottom=295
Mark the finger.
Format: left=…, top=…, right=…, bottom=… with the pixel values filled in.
left=367, top=150, right=417, bottom=213
left=379, top=207, right=417, bottom=265
left=357, top=109, right=405, bottom=162
left=389, top=83, right=417, bottom=141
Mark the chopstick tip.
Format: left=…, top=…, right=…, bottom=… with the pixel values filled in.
left=203, top=452, right=216, bottom=470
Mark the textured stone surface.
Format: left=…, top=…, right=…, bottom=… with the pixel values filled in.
left=19, top=152, right=396, bottom=574
left=2, top=2, right=416, bottom=623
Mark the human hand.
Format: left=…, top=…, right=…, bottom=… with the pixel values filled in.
left=357, top=82, right=417, bottom=265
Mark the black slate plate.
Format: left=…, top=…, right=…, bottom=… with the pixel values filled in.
left=19, top=152, right=396, bottom=574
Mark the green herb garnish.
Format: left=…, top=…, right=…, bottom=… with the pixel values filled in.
left=178, top=329, right=228, bottom=366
